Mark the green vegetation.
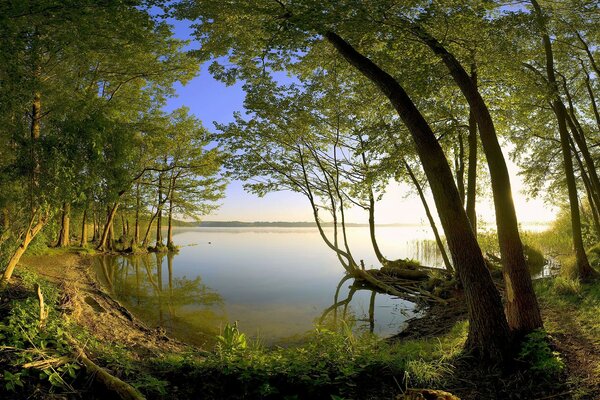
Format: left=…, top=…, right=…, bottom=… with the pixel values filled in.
left=2, top=0, right=600, bottom=398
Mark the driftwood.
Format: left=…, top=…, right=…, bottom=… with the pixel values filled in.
left=356, top=269, right=448, bottom=304
left=377, top=266, right=430, bottom=281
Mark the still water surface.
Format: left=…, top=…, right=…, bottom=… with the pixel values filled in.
left=92, top=225, right=547, bottom=347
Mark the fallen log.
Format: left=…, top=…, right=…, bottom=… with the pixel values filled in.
left=68, top=336, right=145, bottom=400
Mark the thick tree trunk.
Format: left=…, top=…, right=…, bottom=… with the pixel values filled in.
left=80, top=208, right=88, bottom=247
left=404, top=161, right=453, bottom=272
left=57, top=202, right=70, bottom=247
left=1, top=215, right=46, bottom=283
left=325, top=31, right=511, bottom=360
left=466, top=65, right=478, bottom=233
left=531, top=0, right=598, bottom=281
left=409, top=23, right=542, bottom=335
left=96, top=203, right=119, bottom=251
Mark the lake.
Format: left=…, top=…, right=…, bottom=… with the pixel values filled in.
left=91, top=224, right=548, bottom=347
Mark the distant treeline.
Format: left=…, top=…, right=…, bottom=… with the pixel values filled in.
left=192, top=221, right=421, bottom=228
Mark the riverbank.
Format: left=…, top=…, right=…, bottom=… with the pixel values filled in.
left=1, top=251, right=599, bottom=399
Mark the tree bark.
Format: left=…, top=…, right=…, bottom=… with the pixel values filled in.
left=325, top=31, right=510, bottom=360
left=455, top=132, right=466, bottom=204
left=1, top=215, right=46, bottom=283
left=57, top=202, right=70, bottom=247
left=466, top=64, right=478, bottom=233
left=404, top=161, right=453, bottom=272
left=409, top=22, right=542, bottom=335
left=96, top=203, right=119, bottom=251
left=531, top=0, right=598, bottom=281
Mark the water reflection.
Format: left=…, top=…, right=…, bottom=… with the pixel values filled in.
left=319, top=275, right=419, bottom=335
left=91, top=227, right=458, bottom=346
left=95, top=254, right=224, bottom=347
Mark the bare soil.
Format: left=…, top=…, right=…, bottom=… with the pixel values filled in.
left=22, top=252, right=190, bottom=359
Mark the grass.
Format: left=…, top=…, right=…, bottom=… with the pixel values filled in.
left=535, top=277, right=600, bottom=339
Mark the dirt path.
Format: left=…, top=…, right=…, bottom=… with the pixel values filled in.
left=542, top=302, right=600, bottom=399
left=22, top=252, right=190, bottom=359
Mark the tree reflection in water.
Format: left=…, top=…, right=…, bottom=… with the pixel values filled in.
left=94, top=254, right=224, bottom=346
left=319, top=275, right=416, bottom=335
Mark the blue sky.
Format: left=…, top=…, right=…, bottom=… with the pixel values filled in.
left=161, top=17, right=556, bottom=224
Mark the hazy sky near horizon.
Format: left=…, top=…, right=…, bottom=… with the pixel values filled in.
left=163, top=18, right=557, bottom=225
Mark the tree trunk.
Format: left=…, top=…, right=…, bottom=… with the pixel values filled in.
left=455, top=132, right=466, bottom=204
left=368, top=192, right=387, bottom=265
left=57, top=202, right=70, bottom=247
left=582, top=67, right=600, bottom=131
left=404, top=161, right=453, bottom=272
left=325, top=31, right=511, bottom=361
left=409, top=22, right=542, bottom=335
left=120, top=213, right=127, bottom=239
left=142, top=207, right=159, bottom=248
left=156, top=174, right=163, bottom=247
left=96, top=203, right=119, bottom=251
left=80, top=208, right=88, bottom=247
left=1, top=215, right=46, bottom=283
left=134, top=182, right=140, bottom=245
left=531, top=0, right=598, bottom=281
left=466, top=65, right=478, bottom=233
left=167, top=197, right=174, bottom=249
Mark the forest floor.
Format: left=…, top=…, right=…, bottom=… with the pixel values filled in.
left=1, top=251, right=599, bottom=399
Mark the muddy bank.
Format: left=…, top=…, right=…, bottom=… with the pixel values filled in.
left=22, top=252, right=192, bottom=358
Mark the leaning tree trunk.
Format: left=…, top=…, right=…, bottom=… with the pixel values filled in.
left=569, top=133, right=600, bottom=238
left=404, top=161, right=453, bottom=272
left=1, top=214, right=46, bottom=283
left=466, top=64, right=478, bottom=233
left=325, top=31, right=511, bottom=361
left=409, top=22, right=542, bottom=335
left=56, top=202, right=70, bottom=247
left=531, top=0, right=598, bottom=281
left=96, top=202, right=119, bottom=252
left=454, top=132, right=466, bottom=204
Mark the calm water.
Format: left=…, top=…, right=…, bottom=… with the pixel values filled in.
left=92, top=224, right=549, bottom=347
